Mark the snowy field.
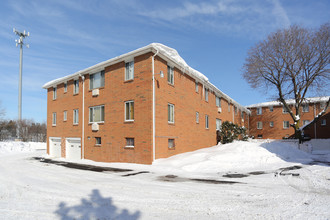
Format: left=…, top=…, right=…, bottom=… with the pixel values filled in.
left=0, top=140, right=330, bottom=220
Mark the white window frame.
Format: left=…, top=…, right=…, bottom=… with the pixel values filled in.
left=205, top=115, right=209, bottom=129
left=167, top=65, right=174, bottom=85
left=90, top=71, right=105, bottom=90
left=216, top=96, right=221, bottom=107
left=125, top=61, right=134, bottom=81
left=64, top=82, right=67, bottom=93
left=257, top=107, right=262, bottom=115
left=73, top=79, right=79, bottom=94
left=63, top=111, right=67, bottom=121
left=89, top=105, right=105, bottom=123
left=196, top=112, right=199, bottom=123
left=283, top=121, right=290, bottom=129
left=168, top=103, right=175, bottom=123
left=125, top=101, right=134, bottom=121
left=270, top=121, right=274, bottom=127
left=53, top=87, right=57, bottom=100
left=73, top=109, right=79, bottom=125
left=52, top=112, right=56, bottom=126
left=321, top=119, right=326, bottom=126
left=257, top=121, right=262, bottom=129
left=302, top=104, right=309, bottom=113
left=126, top=138, right=135, bottom=148
left=216, top=118, right=222, bottom=131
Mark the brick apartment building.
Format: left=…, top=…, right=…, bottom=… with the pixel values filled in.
left=43, top=43, right=250, bottom=164
left=247, top=97, right=330, bottom=139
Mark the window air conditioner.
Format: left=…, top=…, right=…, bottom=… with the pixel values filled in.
left=92, top=89, right=99, bottom=96
left=218, top=107, right=222, bottom=113
left=92, top=123, right=99, bottom=131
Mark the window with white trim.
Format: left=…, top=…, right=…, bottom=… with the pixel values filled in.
left=196, top=112, right=199, bottom=123
left=205, top=115, right=209, bottom=129
left=302, top=104, right=309, bottom=112
left=52, top=112, right=56, bottom=126
left=216, top=96, right=221, bottom=107
left=125, top=101, right=134, bottom=121
left=64, top=82, right=67, bottom=93
left=125, top=61, right=134, bottom=81
left=168, top=139, right=175, bottom=149
left=257, top=107, right=262, bottom=115
left=95, top=137, right=101, bottom=145
left=270, top=121, right=274, bottom=127
left=283, top=106, right=289, bottom=114
left=89, top=105, right=105, bottom=123
left=53, top=87, right=57, bottom=100
left=321, top=119, right=326, bottom=126
left=257, top=121, right=262, bottom=129
left=63, top=111, right=67, bottom=121
left=303, top=120, right=310, bottom=126
left=195, top=82, right=198, bottom=92
left=73, top=80, right=79, bottom=94
left=205, top=88, right=208, bottom=102
left=73, top=109, right=79, bottom=124
left=126, top=138, right=134, bottom=148
left=216, top=118, right=222, bottom=131
left=283, top=121, right=290, bottom=129
left=167, top=65, right=174, bottom=85
left=168, top=103, right=174, bottom=123
left=90, top=71, right=105, bottom=89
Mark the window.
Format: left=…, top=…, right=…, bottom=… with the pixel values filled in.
left=270, top=121, right=274, bottom=127
left=52, top=112, right=56, bottom=126
left=90, top=71, right=105, bottom=89
left=196, top=112, right=199, bottom=123
left=125, top=61, right=134, bottom=81
left=195, top=82, right=198, bottom=92
left=283, top=106, right=289, bottom=113
left=63, top=111, right=67, bottom=121
left=216, top=96, right=221, bottom=107
left=257, top=134, right=263, bottom=139
left=241, top=111, right=244, bottom=119
left=235, top=106, right=238, bottom=115
left=74, top=80, right=79, bottom=94
left=321, top=119, right=326, bottom=126
left=228, top=103, right=231, bottom=112
left=126, top=138, right=134, bottom=148
left=53, top=87, right=57, bottom=100
left=205, top=115, right=209, bottom=129
left=95, top=137, right=101, bottom=145
left=216, top=119, right=222, bottom=131
left=283, top=121, right=290, bottom=129
left=73, top=109, right=79, bottom=124
left=257, top=121, right=262, bottom=129
left=257, top=107, right=262, bottom=115
left=303, top=120, right=310, bottom=126
left=89, top=105, right=105, bottom=123
left=167, top=65, right=174, bottom=85
left=168, top=139, right=175, bottom=149
left=168, top=103, right=175, bottom=123
left=64, top=82, right=67, bottom=93
left=205, top=88, right=208, bottom=102
left=302, top=104, right=309, bottom=112
left=320, top=102, right=326, bottom=109
left=269, top=106, right=273, bottom=112
left=125, top=101, right=134, bottom=121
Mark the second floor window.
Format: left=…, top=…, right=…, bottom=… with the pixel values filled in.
left=125, top=61, right=134, bottom=81
left=63, top=111, right=67, bottom=121
left=257, top=121, right=262, bottom=129
left=90, top=71, right=105, bottom=89
left=205, top=115, right=209, bottom=129
left=89, top=105, right=104, bottom=123
left=196, top=112, right=199, bottom=123
left=73, top=109, right=79, bottom=124
left=52, top=112, right=56, bottom=126
left=167, top=65, right=174, bottom=85
left=125, top=101, right=134, bottom=121
left=74, top=80, right=79, bottom=94
left=168, top=103, right=174, bottom=123
left=283, top=121, right=290, bottom=129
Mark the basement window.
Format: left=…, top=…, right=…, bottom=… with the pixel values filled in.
left=95, top=137, right=101, bottom=145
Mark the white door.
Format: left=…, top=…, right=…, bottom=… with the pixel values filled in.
left=66, top=138, right=81, bottom=160
left=49, top=137, right=61, bottom=158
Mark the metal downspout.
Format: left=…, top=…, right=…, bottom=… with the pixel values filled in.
left=152, top=49, right=159, bottom=162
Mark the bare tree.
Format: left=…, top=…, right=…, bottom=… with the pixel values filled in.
left=243, top=23, right=330, bottom=142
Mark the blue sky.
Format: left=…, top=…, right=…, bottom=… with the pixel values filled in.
left=0, top=0, right=329, bottom=123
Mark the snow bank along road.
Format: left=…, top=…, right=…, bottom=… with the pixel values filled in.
left=0, top=141, right=330, bottom=219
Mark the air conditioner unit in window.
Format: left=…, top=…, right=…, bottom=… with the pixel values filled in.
left=92, top=89, right=99, bottom=96
left=218, top=107, right=222, bottom=113
left=92, top=123, right=99, bottom=131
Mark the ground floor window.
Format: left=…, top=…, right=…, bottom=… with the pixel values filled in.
left=270, top=121, right=274, bottom=127
left=283, top=121, right=290, bottom=129
left=89, top=105, right=105, bottom=123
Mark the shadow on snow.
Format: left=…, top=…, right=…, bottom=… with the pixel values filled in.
left=55, top=189, right=141, bottom=220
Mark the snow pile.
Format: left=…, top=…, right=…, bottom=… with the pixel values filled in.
left=0, top=142, right=46, bottom=155
left=154, top=140, right=313, bottom=173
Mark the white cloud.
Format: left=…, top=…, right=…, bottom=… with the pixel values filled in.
left=271, top=0, right=291, bottom=28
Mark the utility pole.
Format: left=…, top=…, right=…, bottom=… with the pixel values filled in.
left=13, top=28, right=29, bottom=140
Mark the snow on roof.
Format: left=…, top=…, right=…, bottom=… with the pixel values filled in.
left=42, top=43, right=249, bottom=112
left=246, top=96, right=330, bottom=108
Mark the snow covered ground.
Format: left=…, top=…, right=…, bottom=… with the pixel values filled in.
left=0, top=140, right=330, bottom=219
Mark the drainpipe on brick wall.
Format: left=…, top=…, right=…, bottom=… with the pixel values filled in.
left=314, top=103, right=317, bottom=138
left=152, top=49, right=159, bottom=162
left=79, top=74, right=85, bottom=159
